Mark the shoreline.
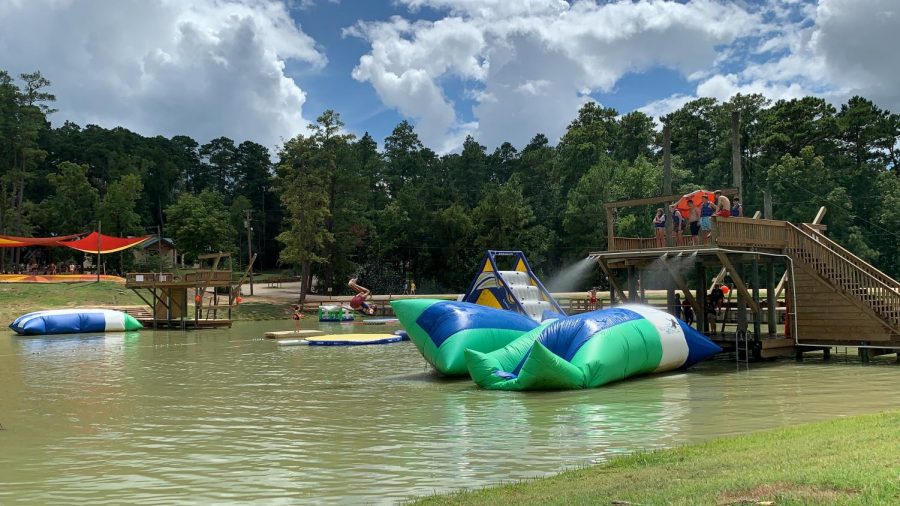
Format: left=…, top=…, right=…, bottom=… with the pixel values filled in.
left=413, top=410, right=900, bottom=505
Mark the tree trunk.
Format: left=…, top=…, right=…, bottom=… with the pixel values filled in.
left=299, top=260, right=310, bottom=305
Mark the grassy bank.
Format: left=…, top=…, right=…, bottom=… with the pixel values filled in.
left=0, top=282, right=142, bottom=324
left=415, top=410, right=900, bottom=505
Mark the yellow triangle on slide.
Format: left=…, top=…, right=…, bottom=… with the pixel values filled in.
left=476, top=290, right=501, bottom=308
left=515, top=259, right=527, bottom=272
left=483, top=259, right=493, bottom=272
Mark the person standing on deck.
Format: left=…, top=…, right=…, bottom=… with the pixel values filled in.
left=653, top=208, right=666, bottom=247
left=731, top=197, right=744, bottom=217
left=699, top=195, right=717, bottom=245
left=715, top=190, right=731, bottom=218
left=588, top=287, right=598, bottom=310
left=687, top=200, right=701, bottom=246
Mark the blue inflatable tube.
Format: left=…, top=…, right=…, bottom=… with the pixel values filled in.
left=10, top=309, right=144, bottom=336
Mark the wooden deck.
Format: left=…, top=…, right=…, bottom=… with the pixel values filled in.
left=593, top=207, right=900, bottom=359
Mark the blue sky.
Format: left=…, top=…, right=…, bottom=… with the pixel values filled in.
left=1, top=0, right=898, bottom=153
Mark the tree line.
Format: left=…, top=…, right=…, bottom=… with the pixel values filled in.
left=1, top=69, right=898, bottom=295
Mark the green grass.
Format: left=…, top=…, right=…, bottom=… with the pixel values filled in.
left=414, top=410, right=900, bottom=505
left=0, top=282, right=143, bottom=324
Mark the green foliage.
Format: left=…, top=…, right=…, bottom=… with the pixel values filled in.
left=1, top=66, right=899, bottom=286
left=38, top=161, right=98, bottom=234
left=164, top=190, right=236, bottom=262
left=99, top=173, right=144, bottom=236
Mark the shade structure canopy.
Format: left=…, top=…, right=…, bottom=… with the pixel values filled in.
left=60, top=232, right=151, bottom=254
left=673, top=190, right=717, bottom=218
left=0, top=233, right=83, bottom=248
left=0, top=232, right=151, bottom=253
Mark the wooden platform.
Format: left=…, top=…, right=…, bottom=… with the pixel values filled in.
left=136, top=318, right=233, bottom=329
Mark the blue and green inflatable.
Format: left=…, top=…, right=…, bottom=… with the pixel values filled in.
left=392, top=300, right=721, bottom=389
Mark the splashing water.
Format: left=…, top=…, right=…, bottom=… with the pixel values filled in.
left=545, top=256, right=597, bottom=293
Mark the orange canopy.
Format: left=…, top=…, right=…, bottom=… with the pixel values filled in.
left=673, top=190, right=717, bottom=218
left=0, top=233, right=84, bottom=248
left=59, top=232, right=151, bottom=254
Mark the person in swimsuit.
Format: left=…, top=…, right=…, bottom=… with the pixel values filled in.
left=291, top=304, right=303, bottom=331
left=699, top=195, right=717, bottom=244
left=731, top=196, right=744, bottom=217
left=714, top=191, right=731, bottom=218
left=687, top=200, right=701, bottom=246
left=348, top=278, right=376, bottom=315
left=653, top=208, right=666, bottom=247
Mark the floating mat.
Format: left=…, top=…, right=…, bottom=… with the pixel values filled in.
left=277, top=339, right=307, bottom=346
left=306, top=333, right=404, bottom=346
left=264, top=329, right=326, bottom=339
left=363, top=318, right=399, bottom=325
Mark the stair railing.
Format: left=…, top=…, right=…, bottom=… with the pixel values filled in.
left=785, top=223, right=900, bottom=332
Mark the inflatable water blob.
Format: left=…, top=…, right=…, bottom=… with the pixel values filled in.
left=318, top=305, right=355, bottom=322
left=392, top=299, right=544, bottom=376
left=465, top=305, right=722, bottom=391
left=10, top=308, right=143, bottom=336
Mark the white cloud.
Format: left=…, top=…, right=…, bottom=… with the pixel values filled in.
left=0, top=0, right=324, bottom=149
left=639, top=0, right=900, bottom=120
left=349, top=0, right=762, bottom=151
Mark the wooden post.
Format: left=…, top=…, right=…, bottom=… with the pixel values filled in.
left=752, top=257, right=762, bottom=343
left=598, top=258, right=627, bottom=302
left=767, top=260, right=777, bottom=337
left=663, top=125, right=673, bottom=248
left=606, top=208, right=615, bottom=251
left=696, top=263, right=707, bottom=333
left=627, top=265, right=638, bottom=302
left=763, top=189, right=773, bottom=219
left=736, top=266, right=748, bottom=337
left=732, top=111, right=742, bottom=201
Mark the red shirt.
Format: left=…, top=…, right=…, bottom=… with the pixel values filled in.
left=350, top=295, right=364, bottom=309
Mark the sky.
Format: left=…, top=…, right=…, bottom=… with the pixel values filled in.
left=1, top=0, right=898, bottom=154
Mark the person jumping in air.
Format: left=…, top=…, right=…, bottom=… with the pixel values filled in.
left=348, top=278, right=377, bottom=316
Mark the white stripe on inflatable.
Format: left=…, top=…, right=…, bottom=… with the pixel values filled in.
left=104, top=311, right=127, bottom=332
left=15, top=309, right=123, bottom=328
left=621, top=305, right=689, bottom=372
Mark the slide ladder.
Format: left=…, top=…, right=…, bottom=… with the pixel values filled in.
left=462, top=250, right=564, bottom=322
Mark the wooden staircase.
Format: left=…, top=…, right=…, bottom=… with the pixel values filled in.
left=785, top=223, right=900, bottom=336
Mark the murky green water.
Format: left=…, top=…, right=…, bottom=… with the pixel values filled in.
left=1, top=320, right=897, bottom=504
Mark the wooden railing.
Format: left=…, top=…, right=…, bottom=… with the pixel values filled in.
left=798, top=223, right=900, bottom=294
left=126, top=272, right=175, bottom=285
left=714, top=217, right=788, bottom=249
left=610, top=237, right=660, bottom=251
left=786, top=223, right=900, bottom=332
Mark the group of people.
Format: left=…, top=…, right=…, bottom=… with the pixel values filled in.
left=653, top=191, right=744, bottom=247
left=673, top=283, right=730, bottom=333
left=2, top=260, right=91, bottom=276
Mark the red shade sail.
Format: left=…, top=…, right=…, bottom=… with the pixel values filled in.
left=673, top=190, right=717, bottom=218
left=0, top=233, right=84, bottom=248
left=59, top=232, right=152, bottom=254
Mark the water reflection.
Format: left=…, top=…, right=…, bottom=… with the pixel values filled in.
left=0, top=321, right=897, bottom=504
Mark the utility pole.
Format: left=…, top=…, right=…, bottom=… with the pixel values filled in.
left=157, top=224, right=163, bottom=276
left=244, top=209, right=254, bottom=296
left=96, top=220, right=102, bottom=283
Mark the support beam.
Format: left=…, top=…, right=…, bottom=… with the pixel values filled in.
left=660, top=255, right=703, bottom=321
left=710, top=210, right=761, bottom=291
left=597, top=258, right=627, bottom=302
left=715, top=252, right=761, bottom=314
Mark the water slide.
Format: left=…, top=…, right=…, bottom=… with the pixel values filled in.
left=462, top=251, right=564, bottom=322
